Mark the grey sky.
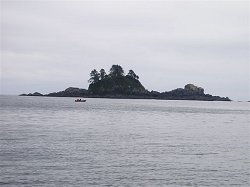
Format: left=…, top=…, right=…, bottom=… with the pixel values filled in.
left=1, top=0, right=249, bottom=100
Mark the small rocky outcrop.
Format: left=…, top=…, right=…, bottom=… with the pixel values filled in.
left=160, top=84, right=230, bottom=101
left=46, top=87, right=88, bottom=97
left=167, top=84, right=204, bottom=97
left=184, top=84, right=204, bottom=94
left=19, top=92, right=43, bottom=96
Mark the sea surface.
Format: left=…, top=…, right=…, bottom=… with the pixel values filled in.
left=0, top=95, right=249, bottom=186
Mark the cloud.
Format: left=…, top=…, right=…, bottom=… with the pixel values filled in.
left=1, top=0, right=249, bottom=100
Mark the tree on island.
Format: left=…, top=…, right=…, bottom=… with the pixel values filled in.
left=99, top=69, right=107, bottom=80
left=88, top=65, right=140, bottom=84
left=88, top=65, right=146, bottom=95
left=88, top=69, right=100, bottom=84
left=109, top=64, right=124, bottom=77
left=127, top=70, right=139, bottom=80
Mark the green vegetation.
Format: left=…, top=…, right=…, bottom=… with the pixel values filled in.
left=88, top=65, right=147, bottom=95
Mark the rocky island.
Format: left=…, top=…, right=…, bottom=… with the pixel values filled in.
left=20, top=65, right=231, bottom=101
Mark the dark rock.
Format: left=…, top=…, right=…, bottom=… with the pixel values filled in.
left=157, top=84, right=230, bottom=101
left=184, top=84, right=204, bottom=95
left=46, top=87, right=88, bottom=97
left=20, top=92, right=43, bottom=96
left=30, top=92, right=43, bottom=96
left=150, top=90, right=161, bottom=97
left=19, top=94, right=28, bottom=96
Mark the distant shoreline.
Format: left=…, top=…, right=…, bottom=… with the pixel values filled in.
left=20, top=65, right=232, bottom=102
left=20, top=95, right=232, bottom=102
left=20, top=84, right=231, bottom=102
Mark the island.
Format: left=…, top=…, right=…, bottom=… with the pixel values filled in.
left=20, top=64, right=231, bottom=101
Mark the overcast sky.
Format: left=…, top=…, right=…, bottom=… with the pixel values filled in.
left=1, top=0, right=249, bottom=101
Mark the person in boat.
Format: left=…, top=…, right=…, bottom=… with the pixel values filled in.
left=75, top=98, right=86, bottom=102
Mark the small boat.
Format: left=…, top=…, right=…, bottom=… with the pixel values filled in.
left=75, top=99, right=86, bottom=102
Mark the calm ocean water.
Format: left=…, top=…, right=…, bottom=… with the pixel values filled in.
left=0, top=95, right=249, bottom=186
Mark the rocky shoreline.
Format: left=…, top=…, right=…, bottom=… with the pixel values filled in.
left=20, top=84, right=231, bottom=101
left=20, top=65, right=231, bottom=101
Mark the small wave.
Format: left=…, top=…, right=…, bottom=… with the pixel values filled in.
left=180, top=152, right=219, bottom=156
